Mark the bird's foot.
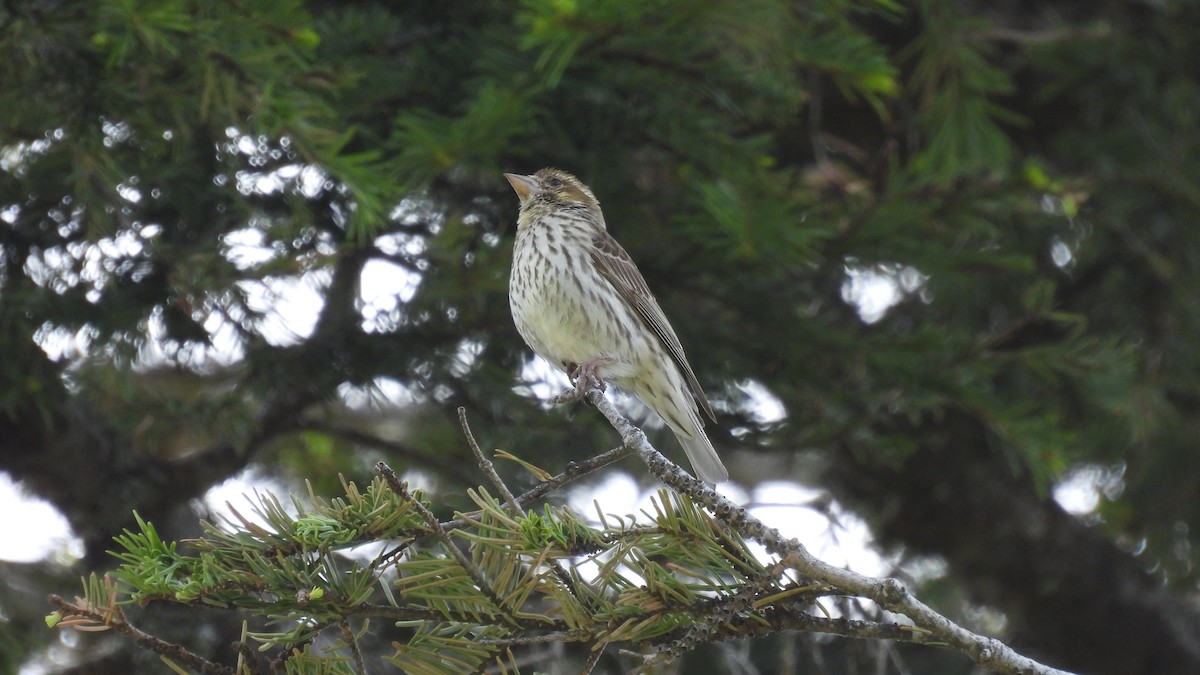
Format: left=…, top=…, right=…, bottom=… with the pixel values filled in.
left=551, top=358, right=613, bottom=405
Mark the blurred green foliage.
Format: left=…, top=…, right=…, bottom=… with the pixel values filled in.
left=3, top=0, right=1200, bottom=672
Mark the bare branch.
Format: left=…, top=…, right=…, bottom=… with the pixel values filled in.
left=581, top=388, right=1074, bottom=675
left=439, top=443, right=634, bottom=533
left=339, top=621, right=369, bottom=675
left=458, top=406, right=523, bottom=514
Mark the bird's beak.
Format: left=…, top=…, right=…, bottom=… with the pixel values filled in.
left=504, top=173, right=537, bottom=201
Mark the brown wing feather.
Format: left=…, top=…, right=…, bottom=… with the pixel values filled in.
left=589, top=231, right=717, bottom=422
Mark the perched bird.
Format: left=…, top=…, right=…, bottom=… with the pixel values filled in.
left=504, top=168, right=728, bottom=484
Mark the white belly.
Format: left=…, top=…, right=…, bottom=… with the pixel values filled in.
left=509, top=228, right=650, bottom=383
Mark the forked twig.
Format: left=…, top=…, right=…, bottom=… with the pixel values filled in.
left=375, top=461, right=519, bottom=626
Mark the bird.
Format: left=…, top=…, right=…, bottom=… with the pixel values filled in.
left=504, top=168, right=728, bottom=484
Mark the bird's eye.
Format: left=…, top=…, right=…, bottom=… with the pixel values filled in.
left=547, top=177, right=563, bottom=188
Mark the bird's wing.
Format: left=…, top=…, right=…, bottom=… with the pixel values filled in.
left=589, top=230, right=717, bottom=422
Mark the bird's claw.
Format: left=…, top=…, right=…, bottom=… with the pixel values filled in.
left=552, top=360, right=609, bottom=405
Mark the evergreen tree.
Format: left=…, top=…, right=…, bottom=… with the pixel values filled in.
left=3, top=1, right=1199, bottom=673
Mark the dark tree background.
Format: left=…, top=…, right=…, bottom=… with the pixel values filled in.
left=2, top=0, right=1199, bottom=673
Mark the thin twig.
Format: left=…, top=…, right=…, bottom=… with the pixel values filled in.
left=508, top=443, right=636, bottom=506
left=375, top=461, right=519, bottom=626
left=340, top=620, right=369, bottom=675
left=474, top=629, right=592, bottom=646
left=977, top=25, right=1107, bottom=45
left=49, top=595, right=234, bottom=675
left=458, top=406, right=523, bottom=514
left=458, top=407, right=594, bottom=615
left=352, top=603, right=570, bottom=631
left=440, top=443, right=635, bottom=533
left=232, top=640, right=263, bottom=675
left=580, top=642, right=607, bottom=675
left=371, top=540, right=412, bottom=574
left=375, top=461, right=408, bottom=502
left=580, top=388, right=1074, bottom=675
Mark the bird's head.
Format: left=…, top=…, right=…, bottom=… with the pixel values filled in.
left=504, top=168, right=602, bottom=227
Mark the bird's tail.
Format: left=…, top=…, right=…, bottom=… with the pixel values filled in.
left=675, top=427, right=729, bottom=485
left=637, top=375, right=729, bottom=484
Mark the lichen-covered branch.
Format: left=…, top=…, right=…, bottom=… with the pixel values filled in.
left=583, top=387, right=1073, bottom=675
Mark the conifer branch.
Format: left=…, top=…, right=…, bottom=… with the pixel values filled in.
left=582, top=387, right=1073, bottom=675
left=49, top=593, right=233, bottom=675
left=456, top=406, right=594, bottom=611
left=50, top=400, right=1072, bottom=674
left=439, top=442, right=633, bottom=532
left=375, top=461, right=518, bottom=625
